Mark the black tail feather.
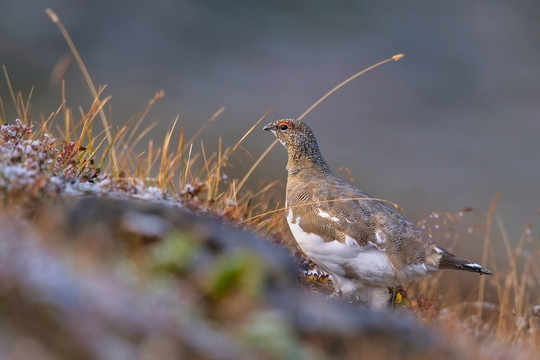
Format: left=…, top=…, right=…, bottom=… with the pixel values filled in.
left=439, top=252, right=493, bottom=275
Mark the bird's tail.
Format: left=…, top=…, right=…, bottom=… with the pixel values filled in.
left=439, top=252, right=493, bottom=275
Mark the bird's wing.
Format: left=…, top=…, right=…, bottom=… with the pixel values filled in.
left=309, top=178, right=443, bottom=268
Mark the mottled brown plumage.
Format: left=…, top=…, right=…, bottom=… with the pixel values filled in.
left=264, top=119, right=492, bottom=309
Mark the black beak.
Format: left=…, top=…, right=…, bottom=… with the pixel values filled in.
left=263, top=123, right=273, bottom=131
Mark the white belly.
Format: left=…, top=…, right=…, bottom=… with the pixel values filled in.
left=287, top=210, right=399, bottom=286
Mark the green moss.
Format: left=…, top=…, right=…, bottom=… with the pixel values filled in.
left=206, top=249, right=266, bottom=301
left=150, top=231, right=200, bottom=274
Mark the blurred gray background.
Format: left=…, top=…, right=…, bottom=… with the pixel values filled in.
left=1, top=0, right=539, bottom=238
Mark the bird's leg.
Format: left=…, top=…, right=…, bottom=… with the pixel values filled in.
left=359, top=286, right=390, bottom=310
left=329, top=289, right=344, bottom=300
left=328, top=274, right=345, bottom=300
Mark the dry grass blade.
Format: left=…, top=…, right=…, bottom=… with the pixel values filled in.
left=126, top=121, right=159, bottom=156
left=236, top=138, right=279, bottom=194
left=255, top=201, right=283, bottom=231
left=253, top=179, right=281, bottom=198
left=2, top=65, right=22, bottom=120
left=237, top=54, right=404, bottom=195
left=61, top=80, right=70, bottom=141
left=113, top=152, right=146, bottom=180
left=46, top=8, right=118, bottom=170
left=17, top=92, right=28, bottom=123
left=213, top=137, right=222, bottom=200
left=297, top=53, right=405, bottom=121
left=241, top=196, right=404, bottom=225
left=0, top=97, right=5, bottom=125
left=205, top=107, right=273, bottom=182
left=158, top=115, right=180, bottom=189
left=24, top=86, right=34, bottom=121
left=337, top=166, right=355, bottom=185
left=495, top=214, right=517, bottom=337
left=183, top=107, right=225, bottom=152
left=32, top=105, right=62, bottom=141
left=182, top=143, right=194, bottom=191
left=476, top=191, right=499, bottom=329
left=200, top=141, right=211, bottom=179
left=76, top=94, right=112, bottom=149
left=125, top=90, right=165, bottom=147
left=76, top=136, right=110, bottom=176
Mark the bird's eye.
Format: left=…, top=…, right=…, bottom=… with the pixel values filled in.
left=279, top=123, right=289, bottom=132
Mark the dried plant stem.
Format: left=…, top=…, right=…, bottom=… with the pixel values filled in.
left=241, top=196, right=403, bottom=225
left=205, top=107, right=273, bottom=182
left=297, top=54, right=404, bottom=121
left=495, top=215, right=514, bottom=337
left=46, top=8, right=119, bottom=170
left=236, top=54, right=405, bottom=194
left=2, top=65, right=22, bottom=120
left=158, top=115, right=180, bottom=188
left=125, top=90, right=165, bottom=147
left=183, top=107, right=225, bottom=152
left=476, top=192, right=499, bottom=329
left=236, top=138, right=279, bottom=193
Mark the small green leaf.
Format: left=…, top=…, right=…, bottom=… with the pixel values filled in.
left=151, top=231, right=199, bottom=274
left=206, top=250, right=265, bottom=301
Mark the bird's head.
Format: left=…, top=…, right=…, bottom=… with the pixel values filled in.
left=263, top=119, right=329, bottom=173
left=263, top=119, right=316, bottom=150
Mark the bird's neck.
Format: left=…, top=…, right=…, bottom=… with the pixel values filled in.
left=286, top=141, right=332, bottom=177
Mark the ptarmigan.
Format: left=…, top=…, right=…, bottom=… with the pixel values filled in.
left=264, top=119, right=492, bottom=309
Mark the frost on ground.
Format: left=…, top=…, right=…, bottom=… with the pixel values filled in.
left=0, top=120, right=188, bottom=208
